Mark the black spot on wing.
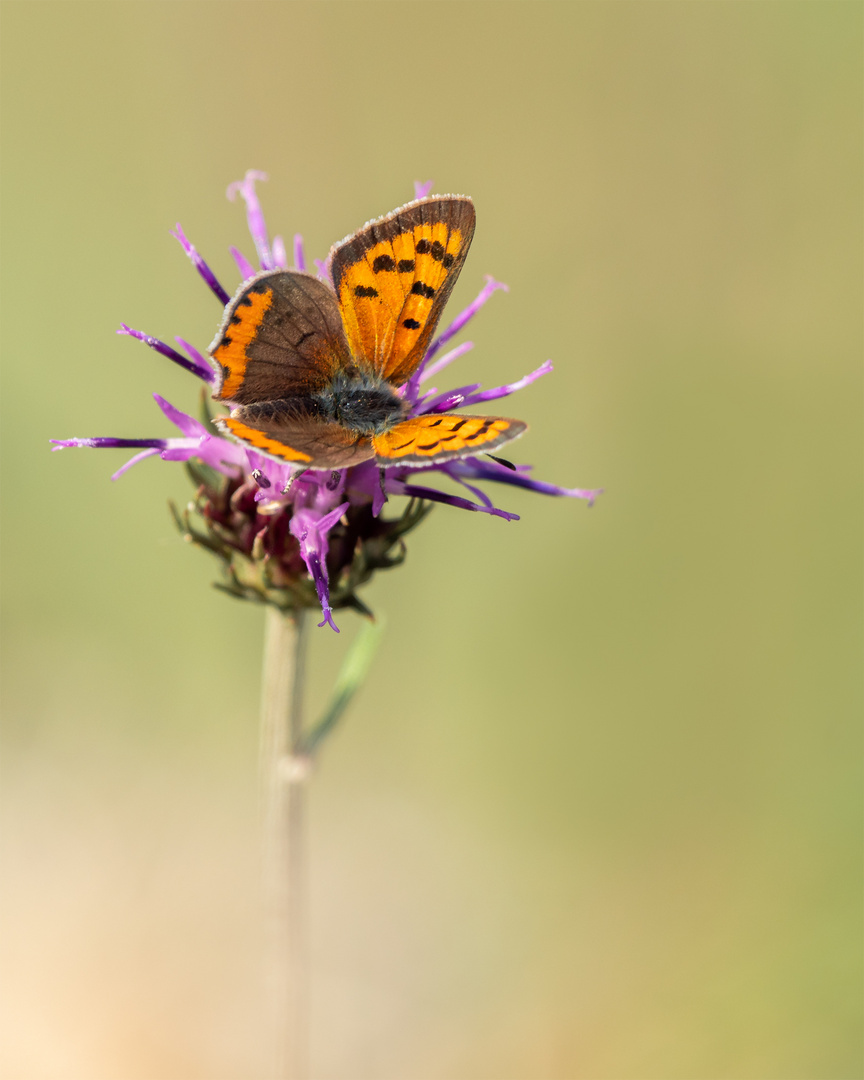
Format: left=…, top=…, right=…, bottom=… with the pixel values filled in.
left=415, top=239, right=431, bottom=254
left=372, top=254, right=396, bottom=273
left=410, top=281, right=436, bottom=298
left=354, top=285, right=378, bottom=298
left=403, top=318, right=421, bottom=330
left=430, top=240, right=445, bottom=261
left=397, top=259, right=415, bottom=273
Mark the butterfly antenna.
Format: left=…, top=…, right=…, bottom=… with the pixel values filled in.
left=281, top=467, right=309, bottom=495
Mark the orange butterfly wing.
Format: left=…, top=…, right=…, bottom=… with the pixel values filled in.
left=372, top=413, right=526, bottom=468
left=329, top=196, right=475, bottom=386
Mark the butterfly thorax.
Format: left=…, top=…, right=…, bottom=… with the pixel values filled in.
left=312, top=372, right=406, bottom=436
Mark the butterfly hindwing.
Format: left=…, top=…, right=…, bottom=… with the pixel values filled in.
left=372, top=412, right=526, bottom=467
left=217, top=405, right=375, bottom=470
left=210, top=270, right=353, bottom=406
left=330, top=196, right=476, bottom=386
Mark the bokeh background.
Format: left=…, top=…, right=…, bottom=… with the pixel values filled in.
left=1, top=3, right=861, bottom=1078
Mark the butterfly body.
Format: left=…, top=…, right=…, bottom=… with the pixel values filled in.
left=209, top=196, right=527, bottom=471
left=310, top=371, right=406, bottom=435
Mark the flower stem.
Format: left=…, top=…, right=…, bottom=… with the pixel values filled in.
left=260, top=606, right=310, bottom=1080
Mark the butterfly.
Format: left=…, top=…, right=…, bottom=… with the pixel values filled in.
left=209, top=195, right=526, bottom=474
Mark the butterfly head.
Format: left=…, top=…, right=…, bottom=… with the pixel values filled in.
left=313, top=371, right=406, bottom=436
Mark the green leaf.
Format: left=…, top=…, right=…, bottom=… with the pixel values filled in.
left=300, top=615, right=386, bottom=756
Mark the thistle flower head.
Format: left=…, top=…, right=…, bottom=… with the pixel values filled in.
left=52, top=172, right=601, bottom=631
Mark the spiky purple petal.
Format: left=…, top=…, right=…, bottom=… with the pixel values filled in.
left=171, top=224, right=230, bottom=306
left=457, top=360, right=554, bottom=408
left=423, top=276, right=508, bottom=365
left=290, top=501, right=351, bottom=633
left=117, top=325, right=213, bottom=381
left=51, top=437, right=167, bottom=451
left=450, top=459, right=603, bottom=504
left=173, top=338, right=215, bottom=382
left=293, top=234, right=306, bottom=272
left=271, top=235, right=288, bottom=269
left=111, top=448, right=162, bottom=480
left=389, top=479, right=519, bottom=521
left=418, top=341, right=475, bottom=386
left=229, top=246, right=256, bottom=280
left=423, top=384, right=482, bottom=414
left=227, top=170, right=274, bottom=270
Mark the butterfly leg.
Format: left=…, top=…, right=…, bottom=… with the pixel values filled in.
left=378, top=467, right=389, bottom=506
left=281, top=467, right=309, bottom=495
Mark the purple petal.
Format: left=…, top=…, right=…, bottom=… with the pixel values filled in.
left=389, top=479, right=519, bottom=521
left=422, top=384, right=481, bottom=414
left=160, top=434, right=245, bottom=474
left=194, top=437, right=247, bottom=474
left=152, top=394, right=208, bottom=438
left=313, top=257, right=334, bottom=287
left=304, top=550, right=340, bottom=632
left=117, top=325, right=212, bottom=381
left=289, top=501, right=350, bottom=633
left=458, top=360, right=554, bottom=408
left=229, top=246, right=256, bottom=280
left=171, top=224, right=230, bottom=306
left=418, top=341, right=474, bottom=385
left=111, top=448, right=161, bottom=480
left=317, top=501, right=351, bottom=534
left=293, top=234, right=306, bottom=272
left=424, top=276, right=508, bottom=364
left=271, top=235, right=288, bottom=269
left=160, top=442, right=205, bottom=461
left=452, top=476, right=495, bottom=508
left=414, top=180, right=434, bottom=199
left=226, top=170, right=274, bottom=270
left=403, top=341, right=474, bottom=405
left=51, top=437, right=167, bottom=451
left=173, top=337, right=216, bottom=383
left=451, top=459, right=604, bottom=504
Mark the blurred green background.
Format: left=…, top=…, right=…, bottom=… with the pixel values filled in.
left=1, top=3, right=860, bottom=1078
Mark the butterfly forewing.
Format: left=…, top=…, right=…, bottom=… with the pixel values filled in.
left=372, top=412, right=526, bottom=467
left=210, top=270, right=353, bottom=406
left=330, top=196, right=476, bottom=386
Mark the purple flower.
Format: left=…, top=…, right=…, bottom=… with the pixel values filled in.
left=52, top=172, right=601, bottom=630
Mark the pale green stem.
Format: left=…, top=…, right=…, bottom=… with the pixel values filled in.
left=260, top=606, right=310, bottom=1080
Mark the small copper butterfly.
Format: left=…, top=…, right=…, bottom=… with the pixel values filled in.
left=210, top=196, right=526, bottom=469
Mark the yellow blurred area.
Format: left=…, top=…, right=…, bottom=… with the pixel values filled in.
left=1, top=3, right=860, bottom=1077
